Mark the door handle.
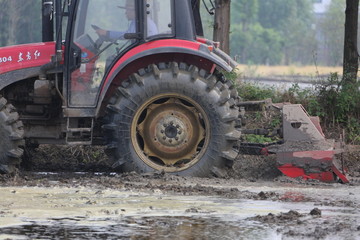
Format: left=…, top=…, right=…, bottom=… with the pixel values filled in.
left=73, top=49, right=81, bottom=69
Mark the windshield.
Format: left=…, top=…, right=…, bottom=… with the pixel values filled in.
left=70, top=0, right=136, bottom=106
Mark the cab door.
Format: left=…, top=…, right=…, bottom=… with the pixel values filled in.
left=65, top=0, right=138, bottom=107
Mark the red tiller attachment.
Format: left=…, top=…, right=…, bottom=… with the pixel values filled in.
left=276, top=151, right=349, bottom=183
left=268, top=104, right=349, bottom=183
left=238, top=101, right=350, bottom=183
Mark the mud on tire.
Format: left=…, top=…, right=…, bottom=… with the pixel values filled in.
left=103, top=62, right=240, bottom=177
left=0, top=97, right=24, bottom=174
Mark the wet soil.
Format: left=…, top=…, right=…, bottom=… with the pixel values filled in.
left=1, top=145, right=360, bottom=239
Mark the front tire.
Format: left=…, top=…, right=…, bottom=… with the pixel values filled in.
left=0, top=97, right=24, bottom=174
left=103, top=63, right=240, bottom=177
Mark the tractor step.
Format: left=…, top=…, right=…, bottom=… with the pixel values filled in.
left=67, top=127, right=92, bottom=133
left=65, top=117, right=94, bottom=145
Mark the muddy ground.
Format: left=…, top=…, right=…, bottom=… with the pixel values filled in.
left=1, top=145, right=360, bottom=239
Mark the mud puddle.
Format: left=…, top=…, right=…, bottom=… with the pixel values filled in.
left=1, top=172, right=360, bottom=240
left=0, top=186, right=278, bottom=239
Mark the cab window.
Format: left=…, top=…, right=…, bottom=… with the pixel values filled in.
left=145, top=0, right=174, bottom=39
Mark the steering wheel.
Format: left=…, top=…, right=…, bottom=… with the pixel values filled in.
left=91, top=24, right=106, bottom=49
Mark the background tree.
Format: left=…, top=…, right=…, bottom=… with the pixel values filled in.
left=343, top=0, right=359, bottom=83
left=271, top=0, right=316, bottom=65
left=0, top=1, right=9, bottom=46
left=230, top=0, right=315, bottom=65
left=317, top=0, right=346, bottom=66
left=0, top=0, right=42, bottom=47
left=213, top=0, right=231, bottom=53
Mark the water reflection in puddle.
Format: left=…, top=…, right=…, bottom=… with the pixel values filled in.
left=0, top=216, right=278, bottom=240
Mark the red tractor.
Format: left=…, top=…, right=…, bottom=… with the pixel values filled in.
left=0, top=0, right=241, bottom=176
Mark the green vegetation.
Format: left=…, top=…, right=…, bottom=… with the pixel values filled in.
left=237, top=82, right=277, bottom=101
left=230, top=0, right=316, bottom=65
left=228, top=0, right=360, bottom=66
left=244, top=134, right=273, bottom=144
left=314, top=73, right=360, bottom=143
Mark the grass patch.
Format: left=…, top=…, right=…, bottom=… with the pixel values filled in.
left=235, top=64, right=342, bottom=77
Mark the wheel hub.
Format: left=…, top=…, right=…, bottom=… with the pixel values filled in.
left=156, top=115, right=187, bottom=147
left=133, top=96, right=208, bottom=170
left=164, top=124, right=178, bottom=139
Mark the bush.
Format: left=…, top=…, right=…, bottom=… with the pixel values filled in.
left=314, top=73, right=360, bottom=143
left=236, top=82, right=278, bottom=101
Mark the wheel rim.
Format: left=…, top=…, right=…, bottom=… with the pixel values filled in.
left=131, top=94, right=210, bottom=172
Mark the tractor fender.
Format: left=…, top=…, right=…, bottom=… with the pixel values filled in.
left=0, top=67, right=42, bottom=91
left=97, top=39, right=235, bottom=116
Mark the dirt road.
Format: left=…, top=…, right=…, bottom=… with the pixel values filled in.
left=1, top=171, right=360, bottom=240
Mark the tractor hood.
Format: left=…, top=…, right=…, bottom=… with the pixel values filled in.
left=0, top=42, right=55, bottom=75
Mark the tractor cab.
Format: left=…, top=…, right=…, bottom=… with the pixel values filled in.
left=59, top=0, right=199, bottom=108
left=66, top=0, right=175, bottom=107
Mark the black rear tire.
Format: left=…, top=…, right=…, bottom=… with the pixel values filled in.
left=103, top=62, right=240, bottom=177
left=0, top=97, right=24, bottom=174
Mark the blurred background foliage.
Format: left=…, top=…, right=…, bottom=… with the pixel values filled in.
left=0, top=0, right=42, bottom=47
left=0, top=0, right=350, bottom=67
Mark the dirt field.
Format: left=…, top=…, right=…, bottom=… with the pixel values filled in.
left=1, top=146, right=360, bottom=239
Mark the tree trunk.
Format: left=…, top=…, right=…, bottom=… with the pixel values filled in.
left=343, top=0, right=359, bottom=83
left=213, top=0, right=231, bottom=54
